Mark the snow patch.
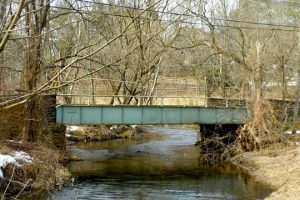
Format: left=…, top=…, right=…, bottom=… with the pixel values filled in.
left=13, top=151, right=32, bottom=163
left=0, top=155, right=20, bottom=178
left=109, top=125, right=118, bottom=130
left=287, top=81, right=297, bottom=87
left=0, top=151, right=33, bottom=179
left=66, top=126, right=80, bottom=132
left=65, top=133, right=71, bottom=137
left=6, top=140, right=22, bottom=144
left=131, top=125, right=137, bottom=128
left=285, top=130, right=300, bottom=134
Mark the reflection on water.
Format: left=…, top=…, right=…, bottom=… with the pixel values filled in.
left=49, top=126, right=271, bottom=200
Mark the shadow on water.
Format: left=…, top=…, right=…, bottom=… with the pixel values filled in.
left=48, top=126, right=272, bottom=200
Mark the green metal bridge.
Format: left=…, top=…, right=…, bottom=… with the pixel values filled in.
left=56, top=95, right=249, bottom=125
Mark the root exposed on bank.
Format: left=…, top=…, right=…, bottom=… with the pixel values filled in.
left=198, top=135, right=236, bottom=164
left=198, top=99, right=292, bottom=165
left=236, top=99, right=290, bottom=152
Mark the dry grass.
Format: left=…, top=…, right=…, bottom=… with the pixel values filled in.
left=0, top=104, right=24, bottom=141
left=231, top=145, right=300, bottom=200
left=0, top=142, right=70, bottom=199
left=236, top=99, right=290, bottom=152
left=199, top=98, right=294, bottom=165
left=229, top=98, right=300, bottom=199
left=67, top=125, right=149, bottom=142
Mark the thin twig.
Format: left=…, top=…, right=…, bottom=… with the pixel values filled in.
left=14, top=179, right=32, bottom=199
left=1, top=166, right=15, bottom=200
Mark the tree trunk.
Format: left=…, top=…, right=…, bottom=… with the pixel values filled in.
left=219, top=56, right=225, bottom=97
left=23, top=96, right=39, bottom=142
left=281, top=65, right=287, bottom=102
left=254, top=42, right=263, bottom=102
left=0, top=51, right=4, bottom=95
left=0, top=0, right=7, bottom=96
left=22, top=0, right=50, bottom=142
left=22, top=38, right=41, bottom=142
left=293, top=33, right=300, bottom=126
left=293, top=69, right=300, bottom=125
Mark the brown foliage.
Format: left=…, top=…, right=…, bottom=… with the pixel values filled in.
left=0, top=142, right=69, bottom=199
left=0, top=95, right=57, bottom=143
left=236, top=99, right=289, bottom=152
left=198, top=99, right=292, bottom=164
left=0, top=104, right=24, bottom=141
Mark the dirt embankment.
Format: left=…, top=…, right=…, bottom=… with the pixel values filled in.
left=231, top=144, right=300, bottom=200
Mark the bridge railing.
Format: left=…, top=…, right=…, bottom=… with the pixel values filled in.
left=56, top=94, right=248, bottom=108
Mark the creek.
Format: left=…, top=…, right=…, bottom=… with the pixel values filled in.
left=47, top=126, right=271, bottom=200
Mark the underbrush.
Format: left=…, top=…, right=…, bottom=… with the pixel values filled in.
left=198, top=99, right=294, bottom=164
left=198, top=135, right=236, bottom=165
left=67, top=125, right=148, bottom=142
left=0, top=142, right=70, bottom=199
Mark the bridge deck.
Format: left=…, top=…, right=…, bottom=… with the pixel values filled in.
left=56, top=105, right=249, bottom=125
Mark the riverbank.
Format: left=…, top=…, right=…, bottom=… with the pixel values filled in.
left=66, top=125, right=148, bottom=142
left=0, top=142, right=70, bottom=199
left=231, top=144, right=300, bottom=199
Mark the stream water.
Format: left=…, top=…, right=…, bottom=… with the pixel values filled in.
left=47, top=126, right=272, bottom=200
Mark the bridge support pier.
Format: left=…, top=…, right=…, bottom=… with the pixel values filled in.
left=43, top=94, right=66, bottom=150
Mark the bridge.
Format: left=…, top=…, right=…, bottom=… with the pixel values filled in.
left=55, top=95, right=249, bottom=125
left=48, top=93, right=293, bottom=147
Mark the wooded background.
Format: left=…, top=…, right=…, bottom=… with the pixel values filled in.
left=1, top=0, right=300, bottom=142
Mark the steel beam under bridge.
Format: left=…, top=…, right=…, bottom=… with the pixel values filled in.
left=56, top=105, right=249, bottom=125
